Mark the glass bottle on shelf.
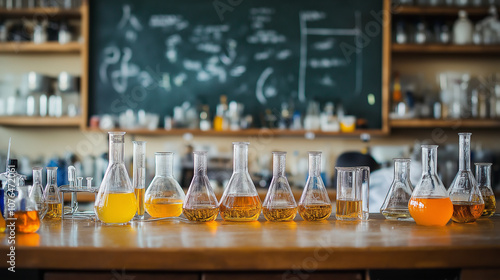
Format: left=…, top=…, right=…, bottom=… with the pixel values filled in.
left=29, top=167, right=47, bottom=219
left=132, top=141, right=147, bottom=220
left=145, top=152, right=185, bottom=218
left=298, top=152, right=332, bottom=221
left=95, top=132, right=137, bottom=224
left=183, top=151, right=219, bottom=222
left=475, top=163, right=495, bottom=218
left=409, top=145, right=453, bottom=226
left=43, top=167, right=62, bottom=220
left=448, top=133, right=484, bottom=223
left=381, top=158, right=413, bottom=220
left=219, top=142, right=262, bottom=222
left=262, top=151, right=297, bottom=222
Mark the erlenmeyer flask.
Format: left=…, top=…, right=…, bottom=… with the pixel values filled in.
left=475, top=163, right=495, bottom=217
left=409, top=145, right=453, bottom=226
left=298, top=152, right=332, bottom=221
left=14, top=185, right=40, bottom=233
left=95, top=132, right=137, bottom=224
left=448, top=133, right=484, bottom=223
left=29, top=167, right=47, bottom=219
left=43, top=167, right=62, bottom=220
left=145, top=152, right=185, bottom=218
left=262, top=151, right=297, bottom=222
left=183, top=151, right=219, bottom=222
left=381, top=158, right=413, bottom=220
left=220, top=142, right=262, bottom=222
left=133, top=141, right=147, bottom=220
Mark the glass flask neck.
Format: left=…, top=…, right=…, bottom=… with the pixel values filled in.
left=475, top=163, right=491, bottom=187
left=458, top=133, right=472, bottom=171
left=272, top=152, right=286, bottom=177
left=308, top=152, right=321, bottom=177
left=421, top=145, right=438, bottom=175
left=394, top=159, right=410, bottom=181
left=233, top=142, right=249, bottom=172
left=193, top=152, right=207, bottom=176
left=109, top=132, right=126, bottom=163
left=46, top=167, right=57, bottom=186
left=33, top=167, right=42, bottom=186
left=155, top=152, right=173, bottom=177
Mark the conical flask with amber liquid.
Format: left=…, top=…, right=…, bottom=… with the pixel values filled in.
left=298, top=152, right=332, bottom=221
left=183, top=151, right=219, bottom=222
left=448, top=133, right=484, bottom=223
left=476, top=163, right=495, bottom=217
left=220, top=142, right=262, bottom=222
left=409, top=145, right=453, bottom=226
left=262, top=151, right=297, bottom=222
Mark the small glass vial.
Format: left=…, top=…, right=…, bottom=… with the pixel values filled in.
left=133, top=141, right=147, bottom=220
left=357, top=166, right=370, bottom=220
left=145, top=152, right=185, bottom=218
left=381, top=159, right=413, bottom=220
left=298, top=152, right=332, bottom=221
left=29, top=167, right=47, bottom=219
left=43, top=167, right=62, bottom=220
left=262, top=152, right=297, bottom=222
left=448, top=133, right=484, bottom=223
left=475, top=163, right=495, bottom=217
left=183, top=151, right=219, bottom=222
left=336, top=167, right=361, bottom=221
left=220, top=142, right=262, bottom=222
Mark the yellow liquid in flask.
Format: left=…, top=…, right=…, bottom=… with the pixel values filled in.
left=95, top=192, right=137, bottom=224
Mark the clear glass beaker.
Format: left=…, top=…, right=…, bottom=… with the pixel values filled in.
left=475, top=163, right=495, bottom=218
left=262, top=151, right=297, bottom=222
left=43, top=167, right=62, bottom=220
left=381, top=159, right=413, bottom=220
left=336, top=167, right=362, bottom=221
left=357, top=166, right=370, bottom=220
left=95, top=132, right=137, bottom=224
left=448, top=133, right=484, bottom=223
left=13, top=185, right=40, bottom=233
left=145, top=152, right=185, bottom=218
left=183, top=151, right=219, bottom=222
left=29, top=167, right=47, bottom=219
left=220, top=142, right=262, bottom=222
left=409, top=145, right=453, bottom=226
left=133, top=141, right=147, bottom=220
left=298, top=152, right=331, bottom=221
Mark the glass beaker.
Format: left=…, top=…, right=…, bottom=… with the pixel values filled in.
left=357, top=166, right=370, bottom=220
left=475, top=163, right=495, bottom=217
left=133, top=141, right=147, bottom=220
left=183, top=151, right=219, bottom=222
left=336, top=167, right=362, bottom=221
left=262, top=151, right=297, bottom=222
left=448, top=133, right=484, bottom=223
left=13, top=185, right=40, bottom=233
left=43, top=167, right=62, bottom=220
left=298, top=152, right=331, bottom=221
left=380, top=159, right=413, bottom=220
left=409, top=145, right=453, bottom=226
left=29, top=167, right=47, bottom=219
left=145, top=152, right=185, bottom=218
left=220, top=142, right=262, bottom=222
left=95, top=132, right=137, bottom=224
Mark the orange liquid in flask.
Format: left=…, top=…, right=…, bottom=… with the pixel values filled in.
left=408, top=197, right=453, bottom=226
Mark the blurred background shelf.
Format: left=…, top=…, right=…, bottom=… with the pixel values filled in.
left=0, top=42, right=82, bottom=53
left=0, top=7, right=81, bottom=18
left=392, top=44, right=500, bottom=54
left=393, top=5, right=492, bottom=16
left=0, top=116, right=81, bottom=127
left=390, top=118, right=500, bottom=128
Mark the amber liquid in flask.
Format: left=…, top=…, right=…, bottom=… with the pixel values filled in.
left=482, top=195, right=496, bottom=217
left=134, top=188, right=145, bottom=216
left=335, top=167, right=362, bottom=221
left=45, top=202, right=62, bottom=219
left=451, top=202, right=485, bottom=223
left=14, top=210, right=40, bottom=233
left=43, top=167, right=62, bottom=220
left=476, top=163, right=496, bottom=217
left=298, top=203, right=332, bottom=221
left=336, top=200, right=362, bottom=220
left=299, top=152, right=332, bottom=221
left=220, top=195, right=261, bottom=221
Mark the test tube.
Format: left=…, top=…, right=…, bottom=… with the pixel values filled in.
left=77, top=177, right=83, bottom=189
left=357, top=166, right=370, bottom=221
left=68, top=166, right=76, bottom=189
left=68, top=166, right=77, bottom=216
left=133, top=141, right=147, bottom=220
left=86, top=177, right=93, bottom=189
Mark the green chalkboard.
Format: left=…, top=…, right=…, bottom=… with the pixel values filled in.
left=89, top=0, right=384, bottom=129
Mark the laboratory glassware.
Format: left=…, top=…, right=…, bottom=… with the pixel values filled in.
left=133, top=141, right=147, bottom=220
left=380, top=159, right=413, bottom=220
left=29, top=167, right=47, bottom=219
left=448, top=133, right=484, bottom=223
left=336, top=167, right=362, bottom=221
left=13, top=185, right=40, bottom=233
left=409, top=145, right=453, bottom=226
left=145, top=152, right=185, bottom=218
left=95, top=132, right=137, bottom=224
left=43, top=167, right=62, bottom=220
left=357, top=166, right=370, bottom=220
left=183, top=151, right=219, bottom=222
left=298, top=152, right=331, bottom=221
left=262, top=151, right=297, bottom=222
left=220, top=142, right=262, bottom=222
left=475, top=163, right=495, bottom=217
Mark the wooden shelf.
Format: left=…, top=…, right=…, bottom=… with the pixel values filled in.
left=0, top=7, right=81, bottom=18
left=392, top=44, right=500, bottom=54
left=0, top=42, right=82, bottom=53
left=393, top=5, right=492, bottom=16
left=390, top=118, right=500, bottom=128
left=0, top=116, right=81, bottom=127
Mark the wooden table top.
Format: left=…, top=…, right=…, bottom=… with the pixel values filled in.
left=1, top=214, right=499, bottom=271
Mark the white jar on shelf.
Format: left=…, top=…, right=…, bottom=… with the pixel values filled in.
left=453, top=10, right=473, bottom=45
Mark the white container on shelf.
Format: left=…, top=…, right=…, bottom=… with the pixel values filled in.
left=453, top=10, right=473, bottom=45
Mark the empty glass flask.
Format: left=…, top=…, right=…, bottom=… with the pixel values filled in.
left=475, top=163, right=495, bottom=218
left=29, top=167, right=47, bottom=219
left=43, top=167, right=62, bottom=220
left=298, top=152, right=331, bottom=221
left=380, top=159, right=413, bottom=221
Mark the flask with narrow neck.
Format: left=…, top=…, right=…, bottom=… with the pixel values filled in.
left=133, top=141, right=146, bottom=220
left=381, top=159, right=413, bottom=220
left=262, top=152, right=297, bottom=222
left=448, top=133, right=484, bottom=223
left=183, top=151, right=219, bottom=222
left=220, top=142, right=262, bottom=222
left=298, top=152, right=331, bottom=221
left=29, top=167, right=47, bottom=219
left=475, top=163, right=495, bottom=217
left=95, top=132, right=137, bottom=224
left=145, top=152, right=185, bottom=218
left=43, top=167, right=62, bottom=220
left=409, top=145, right=453, bottom=226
